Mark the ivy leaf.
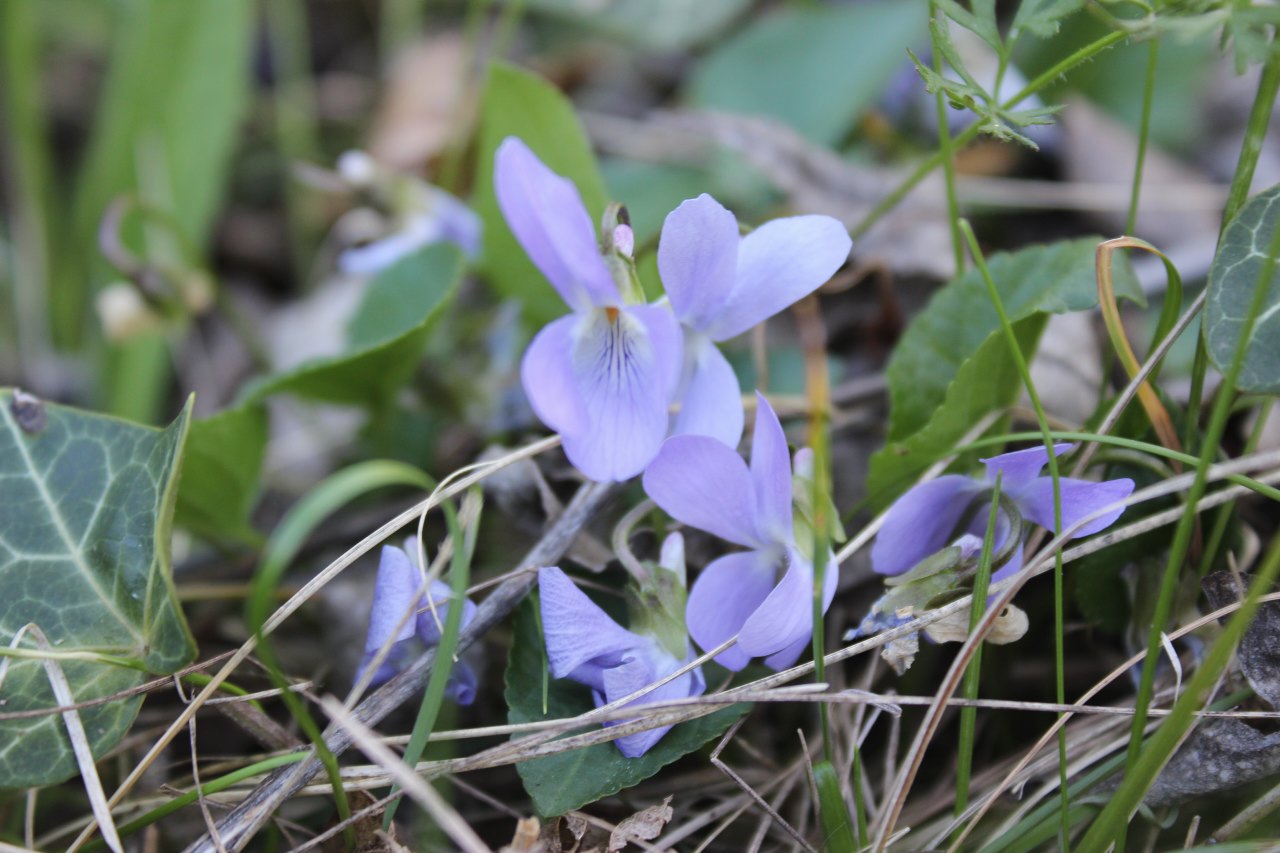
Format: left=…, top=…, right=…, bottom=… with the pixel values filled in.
left=0, top=390, right=195, bottom=788
left=474, top=62, right=607, bottom=327
left=867, top=238, right=1143, bottom=508
left=1204, top=184, right=1280, bottom=393
left=505, top=601, right=746, bottom=817
left=241, top=243, right=464, bottom=407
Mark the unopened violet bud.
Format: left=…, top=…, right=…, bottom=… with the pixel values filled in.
left=613, top=223, right=635, bottom=259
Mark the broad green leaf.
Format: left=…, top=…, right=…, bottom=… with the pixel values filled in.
left=514, top=0, right=749, bottom=51
left=1204, top=184, right=1280, bottom=393
left=474, top=62, right=607, bottom=326
left=505, top=601, right=746, bottom=817
left=688, top=1, right=927, bottom=146
left=867, top=238, right=1142, bottom=507
left=241, top=243, right=464, bottom=407
left=0, top=390, right=195, bottom=788
left=174, top=404, right=267, bottom=544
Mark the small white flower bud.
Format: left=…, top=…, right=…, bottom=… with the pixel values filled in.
left=337, top=150, right=378, bottom=187
left=96, top=283, right=161, bottom=342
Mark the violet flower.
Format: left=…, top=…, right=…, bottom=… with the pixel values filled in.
left=657, top=194, right=851, bottom=447
left=538, top=551, right=705, bottom=758
left=871, top=443, right=1135, bottom=584
left=643, top=393, right=838, bottom=672
left=497, top=137, right=680, bottom=482
left=336, top=150, right=481, bottom=274
left=358, top=543, right=478, bottom=705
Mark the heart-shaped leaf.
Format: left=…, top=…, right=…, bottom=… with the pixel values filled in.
left=0, top=390, right=195, bottom=788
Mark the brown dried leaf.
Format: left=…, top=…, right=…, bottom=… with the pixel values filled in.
left=607, top=796, right=674, bottom=851
left=368, top=34, right=472, bottom=171
left=500, top=817, right=545, bottom=853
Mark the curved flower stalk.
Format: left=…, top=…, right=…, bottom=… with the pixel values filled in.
left=538, top=536, right=704, bottom=758
left=497, top=137, right=680, bottom=482
left=358, top=542, right=479, bottom=705
left=657, top=194, right=851, bottom=447
left=643, top=394, right=838, bottom=672
left=335, top=150, right=481, bottom=274
left=871, top=443, right=1136, bottom=585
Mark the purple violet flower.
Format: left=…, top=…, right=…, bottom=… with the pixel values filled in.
left=643, top=393, right=838, bottom=672
left=496, top=137, right=681, bottom=482
left=657, top=194, right=851, bottom=447
left=538, top=561, right=705, bottom=758
left=871, top=443, right=1136, bottom=584
left=358, top=543, right=479, bottom=705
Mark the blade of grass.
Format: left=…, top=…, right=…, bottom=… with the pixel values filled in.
left=1124, top=39, right=1159, bottom=237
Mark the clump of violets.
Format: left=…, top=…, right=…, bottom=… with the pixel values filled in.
left=871, top=443, right=1136, bottom=585
left=335, top=150, right=481, bottom=274
left=657, top=194, right=851, bottom=447
left=538, top=533, right=704, bottom=757
left=497, top=137, right=852, bottom=482
left=644, top=394, right=838, bottom=672
left=496, top=137, right=680, bottom=482
left=358, top=541, right=478, bottom=705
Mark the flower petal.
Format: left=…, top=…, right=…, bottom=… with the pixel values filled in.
left=1015, top=475, right=1136, bottom=538
left=339, top=216, right=440, bottom=275
left=871, top=475, right=983, bottom=576
left=738, top=547, right=836, bottom=661
left=433, top=190, right=483, bottom=259
left=364, top=546, right=421, bottom=655
left=657, top=194, right=739, bottom=330
left=445, top=660, right=479, bottom=706
left=560, top=307, right=675, bottom=482
left=672, top=335, right=744, bottom=448
left=494, top=137, right=617, bottom=311
left=415, top=580, right=477, bottom=645
left=644, top=436, right=762, bottom=548
left=521, top=314, right=589, bottom=437
left=538, top=567, right=639, bottom=692
left=750, top=394, right=793, bottom=545
left=600, top=643, right=705, bottom=757
left=706, top=215, right=851, bottom=342
left=685, top=550, right=779, bottom=670
left=982, top=443, right=1072, bottom=488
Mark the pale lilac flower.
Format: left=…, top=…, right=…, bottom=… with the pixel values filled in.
left=498, top=137, right=680, bottom=482
left=336, top=151, right=481, bottom=273
left=871, top=444, right=1135, bottom=584
left=657, top=195, right=850, bottom=447
left=538, top=562, right=705, bottom=758
left=643, top=394, right=838, bottom=672
left=358, top=543, right=478, bottom=705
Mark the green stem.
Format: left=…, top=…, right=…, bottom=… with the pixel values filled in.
left=1221, top=47, right=1280, bottom=230
left=959, top=219, right=1072, bottom=839
left=1125, top=39, right=1159, bottom=236
left=930, top=2, right=965, bottom=275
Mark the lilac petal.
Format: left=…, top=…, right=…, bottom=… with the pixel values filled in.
left=706, top=215, right=852, bottom=342
left=982, top=443, right=1073, bottom=488
left=434, top=191, right=483, bottom=259
left=493, top=137, right=617, bottom=311
left=1015, top=476, right=1136, bottom=538
left=416, top=580, right=477, bottom=645
left=685, top=550, right=780, bottom=671
left=365, top=546, right=421, bottom=655
left=538, top=567, right=639, bottom=692
left=871, top=475, right=984, bottom=576
left=630, top=303, right=683, bottom=404
left=521, top=314, right=589, bottom=437
left=750, top=394, right=794, bottom=545
left=600, top=645, right=704, bottom=757
left=671, top=335, right=744, bottom=448
left=761, top=549, right=839, bottom=671
left=445, top=660, right=479, bottom=706
left=990, top=543, right=1024, bottom=586
left=737, top=547, right=835, bottom=660
left=355, top=641, right=415, bottom=687
left=644, top=436, right=762, bottom=548
left=657, top=194, right=739, bottom=330
left=560, top=306, right=676, bottom=482
left=339, top=217, right=439, bottom=275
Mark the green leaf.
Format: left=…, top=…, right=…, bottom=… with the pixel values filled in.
left=505, top=600, right=746, bottom=817
left=1204, top=184, right=1280, bottom=393
left=867, top=238, right=1143, bottom=507
left=474, top=62, right=607, bottom=326
left=174, top=404, right=267, bottom=544
left=0, top=390, right=195, bottom=788
left=515, top=0, right=750, bottom=52
left=813, top=760, right=857, bottom=853
left=688, top=1, right=927, bottom=146
left=242, top=243, right=464, bottom=407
